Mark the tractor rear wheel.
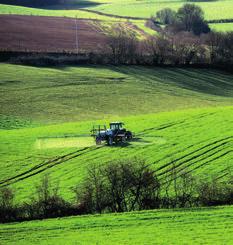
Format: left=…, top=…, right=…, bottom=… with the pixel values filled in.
left=96, top=137, right=102, bottom=145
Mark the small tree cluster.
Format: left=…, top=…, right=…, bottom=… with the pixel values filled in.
left=153, top=4, right=210, bottom=35
left=75, top=159, right=160, bottom=213
left=107, top=27, right=139, bottom=64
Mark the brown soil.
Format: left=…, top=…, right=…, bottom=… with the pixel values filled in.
left=0, top=15, right=108, bottom=52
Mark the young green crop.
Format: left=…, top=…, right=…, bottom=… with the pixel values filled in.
left=0, top=206, right=233, bottom=244
left=1, top=64, right=233, bottom=124
left=0, top=106, right=232, bottom=203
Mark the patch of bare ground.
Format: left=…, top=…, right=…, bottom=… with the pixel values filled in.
left=0, top=15, right=109, bottom=52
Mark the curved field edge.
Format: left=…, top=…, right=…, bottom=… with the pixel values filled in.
left=0, top=205, right=233, bottom=244
left=0, top=106, right=232, bottom=203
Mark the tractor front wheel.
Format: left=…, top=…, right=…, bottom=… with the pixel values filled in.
left=107, top=136, right=113, bottom=146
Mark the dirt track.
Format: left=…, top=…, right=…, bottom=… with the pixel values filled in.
left=0, top=15, right=108, bottom=52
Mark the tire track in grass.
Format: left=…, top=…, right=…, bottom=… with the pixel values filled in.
left=153, top=136, right=232, bottom=173
left=159, top=145, right=231, bottom=182
left=137, top=120, right=186, bottom=136
left=156, top=139, right=231, bottom=178
left=137, top=111, right=218, bottom=137
left=0, top=147, right=89, bottom=185
left=160, top=150, right=232, bottom=186
left=0, top=146, right=104, bottom=187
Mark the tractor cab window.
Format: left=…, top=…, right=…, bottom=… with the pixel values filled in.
left=110, top=123, right=123, bottom=130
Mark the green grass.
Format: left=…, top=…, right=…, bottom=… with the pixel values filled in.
left=1, top=64, right=233, bottom=124
left=1, top=64, right=233, bottom=204
left=0, top=65, right=233, bottom=245
left=1, top=0, right=233, bottom=21
left=210, top=22, right=233, bottom=32
left=0, top=206, right=233, bottom=244
left=90, top=0, right=233, bottom=21
left=1, top=0, right=233, bottom=32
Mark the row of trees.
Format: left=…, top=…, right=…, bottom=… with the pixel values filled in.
left=103, top=26, right=233, bottom=70
left=1, top=159, right=232, bottom=223
left=153, top=4, right=210, bottom=35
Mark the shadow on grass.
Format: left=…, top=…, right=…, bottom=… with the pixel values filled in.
left=0, top=0, right=102, bottom=10
left=110, top=66, right=233, bottom=98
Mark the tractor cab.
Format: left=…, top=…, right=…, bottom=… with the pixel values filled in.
left=109, top=122, right=124, bottom=132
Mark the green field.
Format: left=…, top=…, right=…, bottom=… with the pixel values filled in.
left=1, top=0, right=233, bottom=21
left=1, top=0, right=233, bottom=32
left=210, top=22, right=233, bottom=32
left=1, top=64, right=233, bottom=123
left=0, top=64, right=233, bottom=204
left=1, top=0, right=233, bottom=242
left=0, top=206, right=233, bottom=244
left=90, top=0, right=233, bottom=21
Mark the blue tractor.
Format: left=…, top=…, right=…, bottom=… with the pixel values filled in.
left=91, top=122, right=133, bottom=145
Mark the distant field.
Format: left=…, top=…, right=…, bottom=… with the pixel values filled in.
left=1, top=0, right=233, bottom=21
left=0, top=15, right=109, bottom=52
left=1, top=64, right=233, bottom=123
left=0, top=4, right=156, bottom=35
left=1, top=0, right=233, bottom=32
left=1, top=206, right=233, bottom=244
left=90, top=0, right=233, bottom=21
left=210, top=22, right=233, bottom=32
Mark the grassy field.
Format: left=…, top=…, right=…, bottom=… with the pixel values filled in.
left=1, top=0, right=233, bottom=32
left=210, top=22, right=233, bottom=32
left=1, top=64, right=233, bottom=124
left=0, top=206, right=233, bottom=244
left=0, top=4, right=156, bottom=35
left=0, top=64, right=233, bottom=204
left=1, top=0, right=233, bottom=21
left=90, top=0, right=233, bottom=21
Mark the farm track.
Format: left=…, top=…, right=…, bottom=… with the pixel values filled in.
left=0, top=145, right=103, bottom=187
left=78, top=8, right=149, bottom=21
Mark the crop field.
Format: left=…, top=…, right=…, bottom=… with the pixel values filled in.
left=0, top=5, right=155, bottom=36
left=1, top=0, right=233, bottom=243
left=0, top=206, right=233, bottom=244
left=1, top=0, right=233, bottom=32
left=0, top=64, right=233, bottom=203
left=0, top=15, right=110, bottom=52
left=90, top=0, right=233, bottom=21
left=1, top=64, right=233, bottom=123
left=1, top=0, right=233, bottom=21
left=210, top=23, right=233, bottom=32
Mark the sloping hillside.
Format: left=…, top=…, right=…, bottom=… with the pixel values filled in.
left=0, top=106, right=232, bottom=202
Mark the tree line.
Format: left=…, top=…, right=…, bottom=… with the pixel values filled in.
left=102, top=26, right=233, bottom=71
left=1, top=159, right=232, bottom=223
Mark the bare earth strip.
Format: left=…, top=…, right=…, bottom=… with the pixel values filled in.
left=0, top=15, right=108, bottom=52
